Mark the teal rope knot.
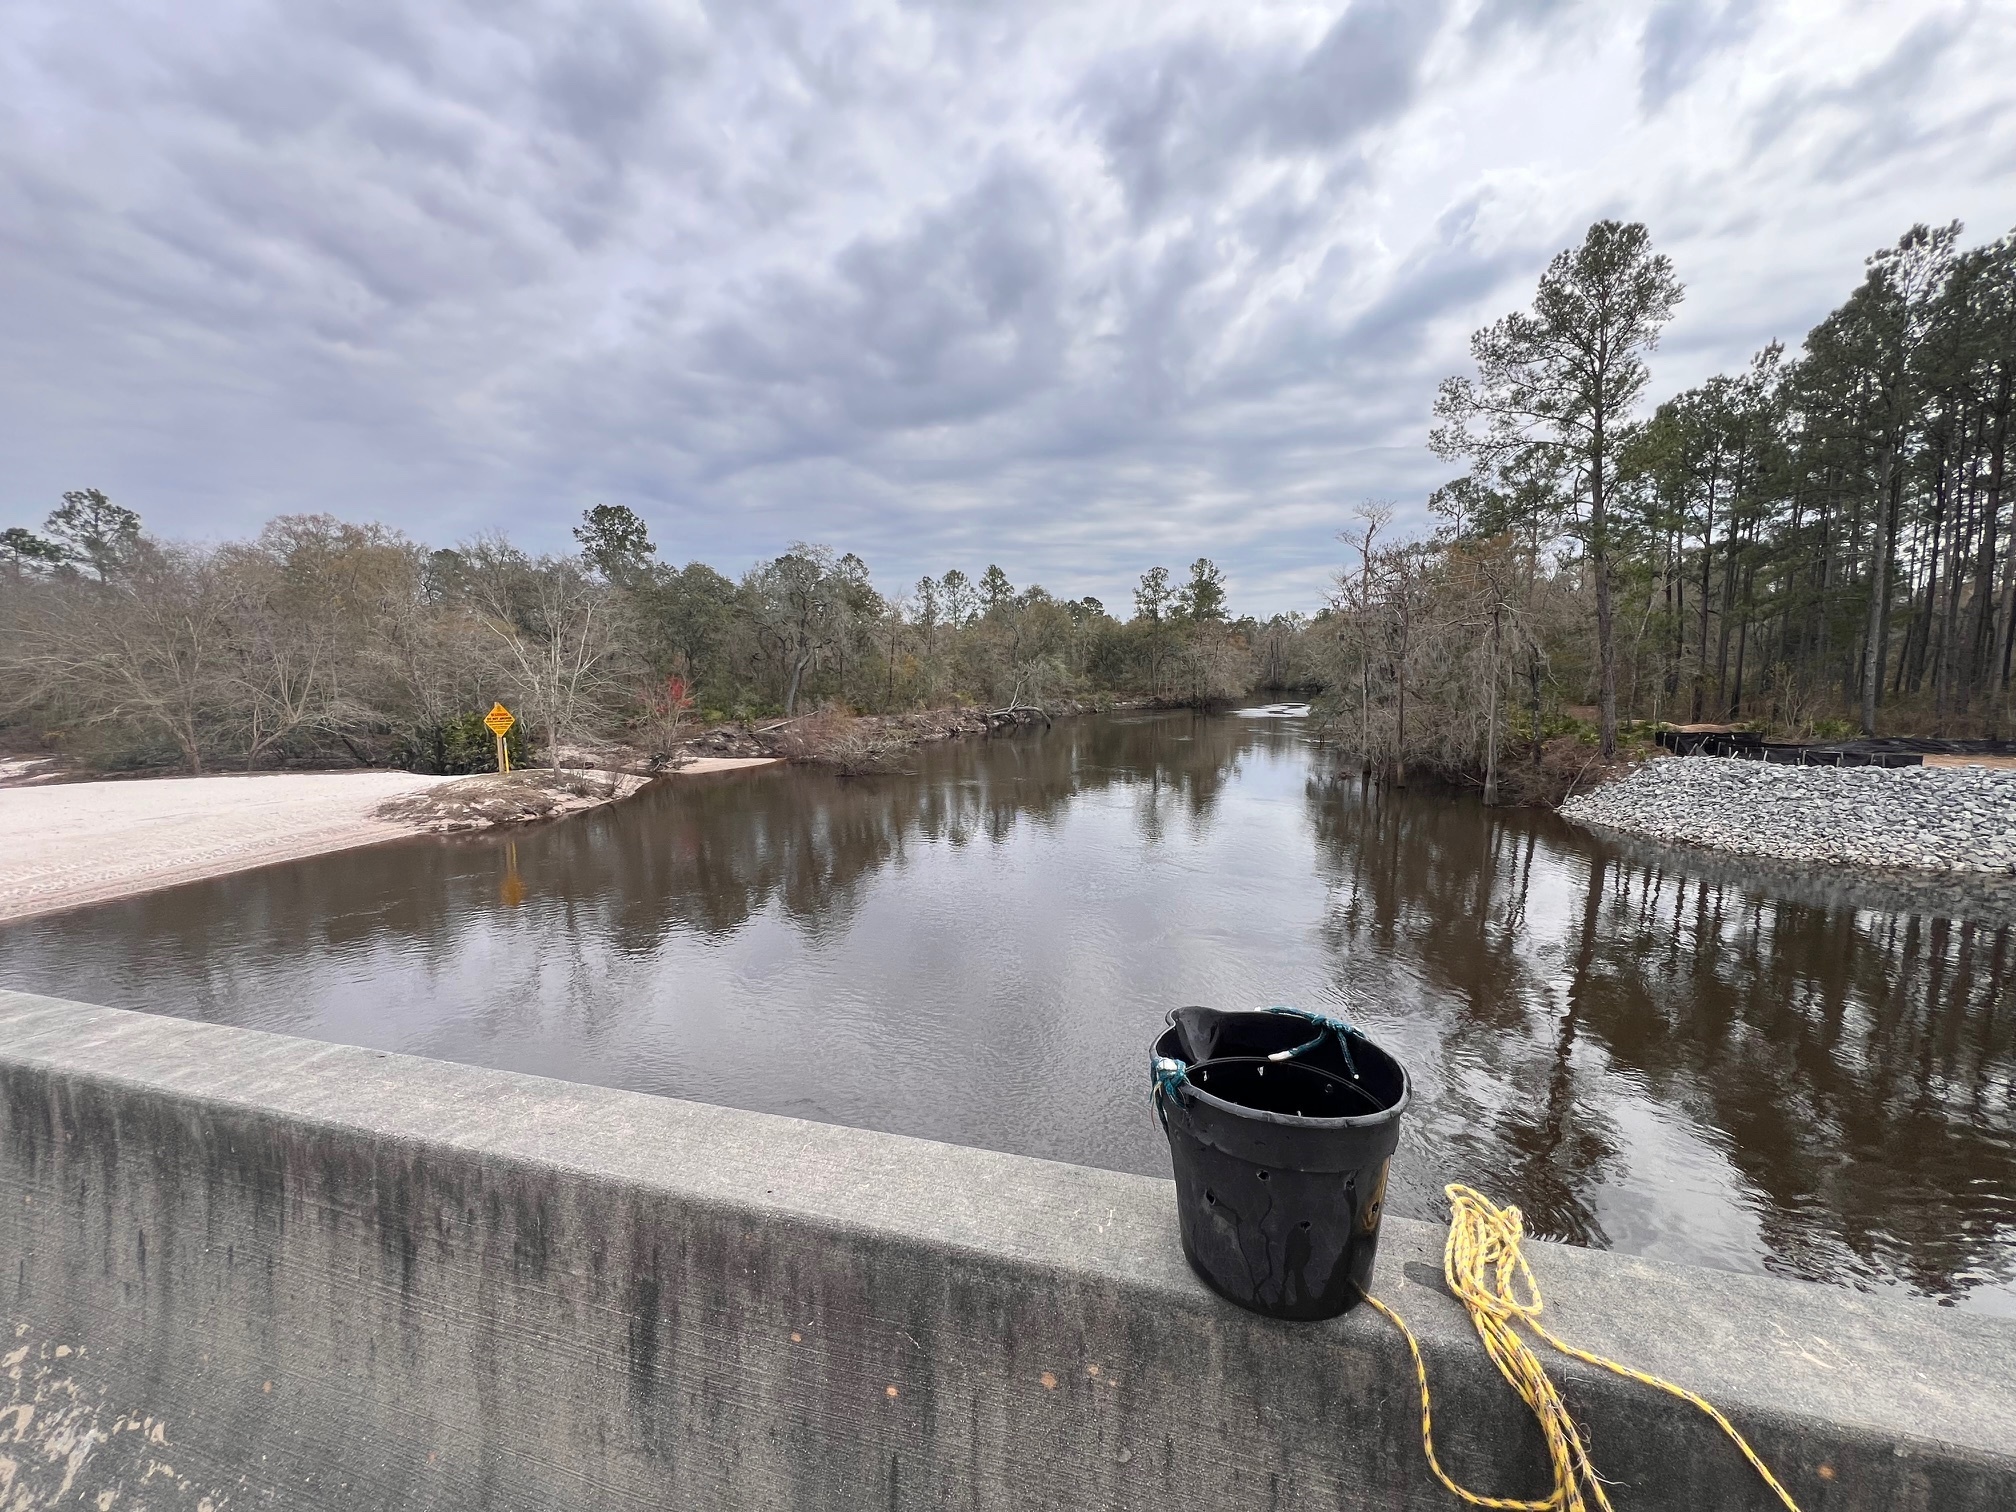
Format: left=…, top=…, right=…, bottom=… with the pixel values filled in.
left=1150, top=1055, right=1188, bottom=1131
left=1261, top=1004, right=1361, bottom=1078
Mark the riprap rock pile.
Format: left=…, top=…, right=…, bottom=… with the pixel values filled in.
left=1558, top=758, right=2016, bottom=874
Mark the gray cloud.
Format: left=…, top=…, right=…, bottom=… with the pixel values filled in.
left=0, top=0, right=2008, bottom=614
left=700, top=165, right=1070, bottom=437
left=1081, top=0, right=1445, bottom=221
left=1466, top=0, right=1584, bottom=41
left=1639, top=0, right=1760, bottom=113
left=1743, top=15, right=1966, bottom=175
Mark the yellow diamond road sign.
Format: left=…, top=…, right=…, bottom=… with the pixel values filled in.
left=484, top=703, right=515, bottom=737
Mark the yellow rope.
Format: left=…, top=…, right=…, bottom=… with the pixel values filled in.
left=1360, top=1184, right=1802, bottom=1512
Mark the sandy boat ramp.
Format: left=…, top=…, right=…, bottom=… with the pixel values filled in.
left=0, top=758, right=775, bottom=925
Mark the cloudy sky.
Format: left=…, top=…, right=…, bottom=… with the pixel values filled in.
left=1, top=0, right=2011, bottom=613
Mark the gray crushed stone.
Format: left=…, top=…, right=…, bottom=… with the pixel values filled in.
left=1558, top=757, right=2016, bottom=874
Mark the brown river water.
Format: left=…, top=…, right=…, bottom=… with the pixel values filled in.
left=2, top=709, right=2011, bottom=1313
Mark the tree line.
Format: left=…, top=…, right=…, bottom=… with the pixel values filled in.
left=9, top=215, right=2005, bottom=788
left=0, top=495, right=1312, bottom=773
left=1327, top=215, right=2016, bottom=794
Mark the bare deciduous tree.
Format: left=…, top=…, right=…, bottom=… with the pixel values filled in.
left=463, top=540, right=621, bottom=769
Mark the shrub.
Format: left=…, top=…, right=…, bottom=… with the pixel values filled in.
left=393, top=711, right=530, bottom=774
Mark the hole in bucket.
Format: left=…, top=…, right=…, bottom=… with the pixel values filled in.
left=1298, top=1219, right=1311, bottom=1231
left=1204, top=1190, right=1216, bottom=1205
left=1256, top=1170, right=1269, bottom=1182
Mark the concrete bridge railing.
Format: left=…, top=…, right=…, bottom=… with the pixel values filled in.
left=1, top=988, right=2011, bottom=1510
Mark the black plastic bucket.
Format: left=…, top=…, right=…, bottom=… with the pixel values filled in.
left=1151, top=1006, right=1410, bottom=1320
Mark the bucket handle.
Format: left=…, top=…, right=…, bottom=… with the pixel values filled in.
left=1261, top=1005, right=1360, bottom=1078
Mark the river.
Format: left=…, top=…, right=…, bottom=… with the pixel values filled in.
left=2, top=709, right=2011, bottom=1313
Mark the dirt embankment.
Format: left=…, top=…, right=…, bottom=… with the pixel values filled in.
left=757, top=707, right=1044, bottom=773
left=761, top=699, right=1180, bottom=773
left=1334, top=737, right=1646, bottom=809
left=372, top=768, right=653, bottom=833
left=1498, top=737, right=1649, bottom=808
left=559, top=698, right=1166, bottom=779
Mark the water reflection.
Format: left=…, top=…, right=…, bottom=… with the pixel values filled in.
left=1305, top=774, right=2016, bottom=1309
left=0, top=712, right=2009, bottom=1312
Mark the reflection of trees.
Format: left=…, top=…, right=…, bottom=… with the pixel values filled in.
left=578, top=710, right=1262, bottom=946
left=0, top=710, right=1271, bottom=1018
left=1492, top=852, right=1620, bottom=1250
left=1304, top=776, right=2016, bottom=1301
left=1307, top=779, right=1624, bottom=1247
left=1563, top=862, right=2016, bottom=1301
left=1117, top=713, right=1249, bottom=848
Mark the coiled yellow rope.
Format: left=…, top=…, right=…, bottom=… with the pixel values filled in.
left=1360, top=1184, right=1802, bottom=1512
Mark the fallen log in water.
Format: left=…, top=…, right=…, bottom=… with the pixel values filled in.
left=983, top=703, right=1052, bottom=728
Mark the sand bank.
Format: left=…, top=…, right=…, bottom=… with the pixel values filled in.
left=0, top=771, right=451, bottom=924
left=0, top=757, right=783, bottom=925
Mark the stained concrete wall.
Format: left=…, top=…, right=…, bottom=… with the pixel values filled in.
left=1, top=989, right=2011, bottom=1511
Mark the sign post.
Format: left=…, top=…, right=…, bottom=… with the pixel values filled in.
left=484, top=703, right=516, bottom=774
